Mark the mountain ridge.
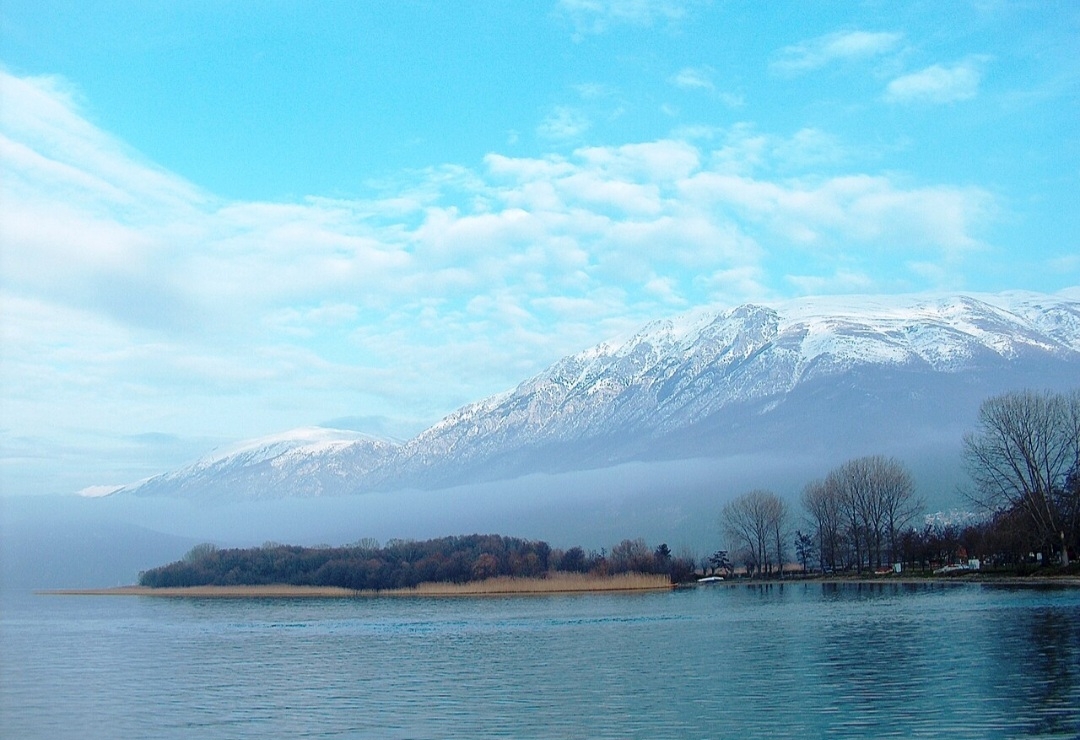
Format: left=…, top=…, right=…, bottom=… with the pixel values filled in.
left=105, top=290, right=1080, bottom=500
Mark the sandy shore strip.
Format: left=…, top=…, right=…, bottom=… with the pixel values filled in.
left=42, top=585, right=360, bottom=598
left=41, top=573, right=674, bottom=598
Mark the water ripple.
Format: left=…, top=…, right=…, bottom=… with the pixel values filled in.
left=2, top=584, right=1078, bottom=739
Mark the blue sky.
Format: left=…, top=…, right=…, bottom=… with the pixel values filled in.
left=1, top=0, right=1078, bottom=495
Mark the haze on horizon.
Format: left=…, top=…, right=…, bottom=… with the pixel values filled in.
left=1, top=1, right=1078, bottom=497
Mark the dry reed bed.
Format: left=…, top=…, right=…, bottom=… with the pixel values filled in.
left=397, top=572, right=671, bottom=596
left=44, top=585, right=358, bottom=598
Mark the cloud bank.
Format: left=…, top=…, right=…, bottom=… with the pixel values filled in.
left=0, top=67, right=1000, bottom=492
left=885, top=62, right=984, bottom=104
left=771, top=31, right=904, bottom=74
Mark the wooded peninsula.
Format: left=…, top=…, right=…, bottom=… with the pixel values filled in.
left=137, top=534, right=691, bottom=592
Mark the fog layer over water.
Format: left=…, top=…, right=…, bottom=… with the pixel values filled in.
left=1, top=452, right=966, bottom=590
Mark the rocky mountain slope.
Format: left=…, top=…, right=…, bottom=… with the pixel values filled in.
left=113, top=291, right=1080, bottom=500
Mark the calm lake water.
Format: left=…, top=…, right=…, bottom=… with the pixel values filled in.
left=2, top=582, right=1078, bottom=739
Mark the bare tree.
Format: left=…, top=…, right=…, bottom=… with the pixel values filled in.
left=699, top=554, right=713, bottom=576
left=610, top=538, right=653, bottom=573
left=1059, top=391, right=1080, bottom=556
left=963, top=389, right=1080, bottom=566
left=820, top=456, right=919, bottom=572
left=772, top=496, right=789, bottom=577
left=183, top=542, right=218, bottom=563
left=825, top=461, right=872, bottom=572
left=802, top=478, right=846, bottom=572
left=877, top=458, right=921, bottom=566
left=722, top=489, right=788, bottom=577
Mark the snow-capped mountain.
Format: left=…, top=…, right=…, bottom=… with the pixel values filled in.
left=120, top=427, right=398, bottom=500
left=385, top=291, right=1080, bottom=484
left=116, top=291, right=1080, bottom=500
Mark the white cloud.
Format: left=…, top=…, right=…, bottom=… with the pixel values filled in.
left=572, top=82, right=612, bottom=100
left=560, top=174, right=664, bottom=216
left=558, top=0, right=691, bottom=37
left=671, top=66, right=714, bottom=91
left=643, top=275, right=684, bottom=304
left=678, top=172, right=992, bottom=254
left=1, top=72, right=995, bottom=340
left=717, top=92, right=746, bottom=109
left=0, top=69, right=1003, bottom=490
left=1047, top=253, right=1080, bottom=274
left=905, top=261, right=954, bottom=286
left=709, top=125, right=848, bottom=176
left=668, top=66, right=744, bottom=109
left=692, top=266, right=769, bottom=301
left=884, top=62, right=982, bottom=104
left=0, top=73, right=207, bottom=214
left=576, top=139, right=701, bottom=182
left=786, top=270, right=876, bottom=295
left=772, top=30, right=904, bottom=74
left=773, top=128, right=846, bottom=168
left=537, top=106, right=592, bottom=140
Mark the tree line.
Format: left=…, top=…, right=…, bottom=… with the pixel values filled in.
left=139, top=534, right=695, bottom=589
left=720, top=455, right=922, bottom=577
left=721, top=389, right=1079, bottom=576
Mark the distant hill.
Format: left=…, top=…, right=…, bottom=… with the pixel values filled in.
left=0, top=495, right=200, bottom=590
left=109, top=290, right=1080, bottom=501
left=122, top=427, right=397, bottom=501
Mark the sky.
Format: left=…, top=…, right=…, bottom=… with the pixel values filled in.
left=1, top=0, right=1078, bottom=496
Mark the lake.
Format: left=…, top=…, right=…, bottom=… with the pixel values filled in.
left=2, top=582, right=1078, bottom=739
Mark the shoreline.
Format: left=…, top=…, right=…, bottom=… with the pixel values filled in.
left=38, top=572, right=1080, bottom=598
left=695, top=574, right=1080, bottom=588
left=40, top=573, right=674, bottom=598
left=819, top=575, right=1080, bottom=587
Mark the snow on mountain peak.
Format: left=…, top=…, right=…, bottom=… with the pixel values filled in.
left=764, top=291, right=1074, bottom=371
left=112, top=426, right=400, bottom=500
left=109, top=289, right=1080, bottom=500
left=200, top=426, right=388, bottom=466
left=438, top=293, right=1071, bottom=448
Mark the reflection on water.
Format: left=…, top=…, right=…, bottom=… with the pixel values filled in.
left=1005, top=605, right=1078, bottom=738
left=1, top=583, right=1078, bottom=739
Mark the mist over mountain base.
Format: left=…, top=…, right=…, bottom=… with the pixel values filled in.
left=2, top=443, right=969, bottom=590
